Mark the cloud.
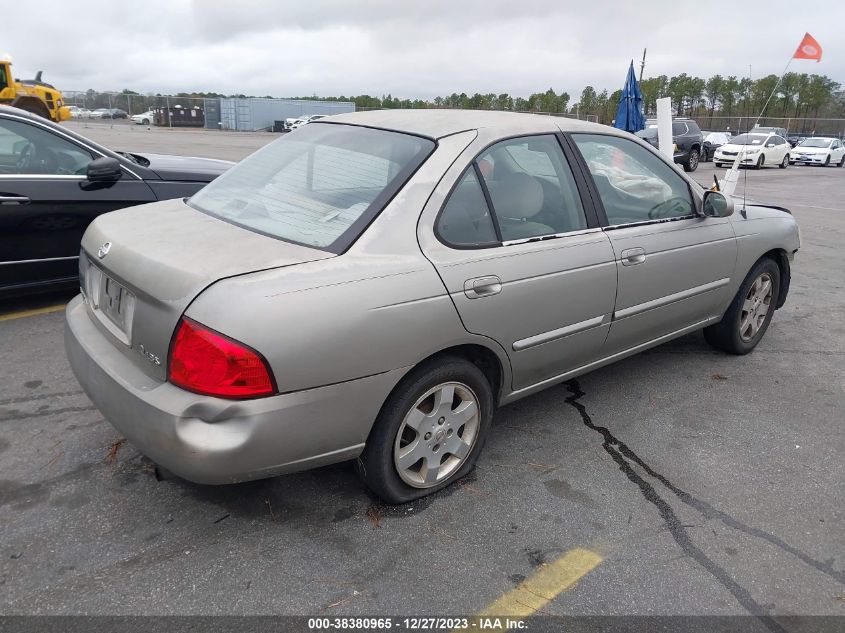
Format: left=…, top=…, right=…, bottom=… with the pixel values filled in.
left=3, top=1, right=842, bottom=99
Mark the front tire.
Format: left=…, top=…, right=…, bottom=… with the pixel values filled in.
left=704, top=258, right=780, bottom=355
left=824, top=155, right=831, bottom=167
left=753, top=155, right=765, bottom=169
left=356, top=357, right=494, bottom=504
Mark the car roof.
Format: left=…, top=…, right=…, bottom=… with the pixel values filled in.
left=324, top=109, right=609, bottom=140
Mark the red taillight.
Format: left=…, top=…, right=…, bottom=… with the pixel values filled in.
left=168, top=318, right=275, bottom=399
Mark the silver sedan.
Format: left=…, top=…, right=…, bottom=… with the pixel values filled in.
left=65, top=110, right=800, bottom=503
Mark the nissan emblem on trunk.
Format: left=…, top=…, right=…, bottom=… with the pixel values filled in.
left=97, top=242, right=112, bottom=259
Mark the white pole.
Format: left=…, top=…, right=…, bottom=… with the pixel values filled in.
left=656, top=97, right=673, bottom=160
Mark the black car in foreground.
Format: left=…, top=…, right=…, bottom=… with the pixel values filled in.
left=635, top=118, right=703, bottom=172
left=0, top=105, right=233, bottom=296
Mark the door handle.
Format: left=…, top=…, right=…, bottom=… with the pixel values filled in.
left=464, top=275, right=502, bottom=299
left=0, top=195, right=30, bottom=205
left=620, top=247, right=646, bottom=266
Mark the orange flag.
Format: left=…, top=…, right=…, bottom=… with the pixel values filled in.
left=793, top=32, right=822, bottom=62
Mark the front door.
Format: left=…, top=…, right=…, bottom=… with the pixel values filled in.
left=568, top=132, right=737, bottom=356
left=0, top=114, right=156, bottom=293
left=419, top=134, right=618, bottom=391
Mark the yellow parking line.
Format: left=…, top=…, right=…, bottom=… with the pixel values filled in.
left=0, top=304, right=66, bottom=323
left=476, top=548, right=603, bottom=618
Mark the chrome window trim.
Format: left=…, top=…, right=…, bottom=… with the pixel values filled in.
left=500, top=226, right=603, bottom=247
left=602, top=214, right=701, bottom=231
left=0, top=174, right=86, bottom=180
left=0, top=255, right=80, bottom=266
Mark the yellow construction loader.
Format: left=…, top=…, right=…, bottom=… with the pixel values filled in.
left=0, top=58, right=70, bottom=122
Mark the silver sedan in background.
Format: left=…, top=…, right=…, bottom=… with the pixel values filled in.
left=65, top=110, right=800, bottom=503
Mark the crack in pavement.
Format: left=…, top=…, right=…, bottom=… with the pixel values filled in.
left=565, top=379, right=845, bottom=586
left=0, top=405, right=96, bottom=422
left=0, top=390, right=85, bottom=406
left=563, top=379, right=836, bottom=633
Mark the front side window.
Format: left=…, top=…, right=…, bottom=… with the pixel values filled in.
left=571, top=133, right=694, bottom=225
left=188, top=123, right=434, bottom=252
left=0, top=117, right=94, bottom=175
left=477, top=135, right=587, bottom=241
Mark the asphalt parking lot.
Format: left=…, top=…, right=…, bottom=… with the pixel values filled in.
left=1, top=124, right=843, bottom=621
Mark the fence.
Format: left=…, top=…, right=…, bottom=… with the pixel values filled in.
left=687, top=116, right=845, bottom=138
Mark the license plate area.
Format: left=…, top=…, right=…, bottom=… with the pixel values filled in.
left=85, top=265, right=135, bottom=345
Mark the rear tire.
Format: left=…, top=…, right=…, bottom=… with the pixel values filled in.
left=683, top=148, right=700, bottom=172
left=704, top=258, right=780, bottom=355
left=779, top=154, right=789, bottom=169
left=839, top=154, right=845, bottom=167
left=356, top=357, right=494, bottom=504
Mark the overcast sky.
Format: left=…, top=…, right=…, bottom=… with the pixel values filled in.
left=4, top=1, right=842, bottom=100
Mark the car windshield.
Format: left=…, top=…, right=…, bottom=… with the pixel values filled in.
left=729, top=134, right=768, bottom=145
left=187, top=123, right=435, bottom=253
left=798, top=138, right=833, bottom=148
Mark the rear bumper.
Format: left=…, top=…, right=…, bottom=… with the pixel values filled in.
left=65, top=295, right=406, bottom=484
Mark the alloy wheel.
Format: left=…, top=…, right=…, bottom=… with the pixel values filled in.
left=393, top=381, right=481, bottom=488
left=739, top=273, right=773, bottom=342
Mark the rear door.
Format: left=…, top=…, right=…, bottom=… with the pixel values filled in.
left=419, top=134, right=617, bottom=391
left=568, top=132, right=737, bottom=356
left=0, top=113, right=156, bottom=293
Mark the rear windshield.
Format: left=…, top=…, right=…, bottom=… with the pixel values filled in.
left=188, top=123, right=435, bottom=253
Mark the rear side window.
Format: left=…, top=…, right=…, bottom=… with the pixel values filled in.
left=672, top=122, right=688, bottom=135
left=188, top=124, right=434, bottom=253
left=478, top=136, right=587, bottom=241
left=437, top=168, right=499, bottom=247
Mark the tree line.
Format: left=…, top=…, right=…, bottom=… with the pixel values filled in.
left=66, top=72, right=843, bottom=130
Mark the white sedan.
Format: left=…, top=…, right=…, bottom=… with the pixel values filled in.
left=790, top=137, right=845, bottom=167
left=714, top=132, right=791, bottom=169
left=130, top=111, right=155, bottom=125
left=289, top=114, right=326, bottom=130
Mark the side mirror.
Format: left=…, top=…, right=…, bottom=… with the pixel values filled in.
left=766, top=143, right=775, bottom=148
left=702, top=190, right=734, bottom=218
left=86, top=157, right=122, bottom=182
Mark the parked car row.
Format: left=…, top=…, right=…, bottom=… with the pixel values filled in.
left=68, top=106, right=129, bottom=120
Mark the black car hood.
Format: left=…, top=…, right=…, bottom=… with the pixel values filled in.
left=130, top=152, right=234, bottom=182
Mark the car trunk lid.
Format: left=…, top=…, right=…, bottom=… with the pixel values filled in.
left=80, top=197, right=333, bottom=381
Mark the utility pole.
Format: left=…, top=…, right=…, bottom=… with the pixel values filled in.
left=639, top=48, right=647, bottom=82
